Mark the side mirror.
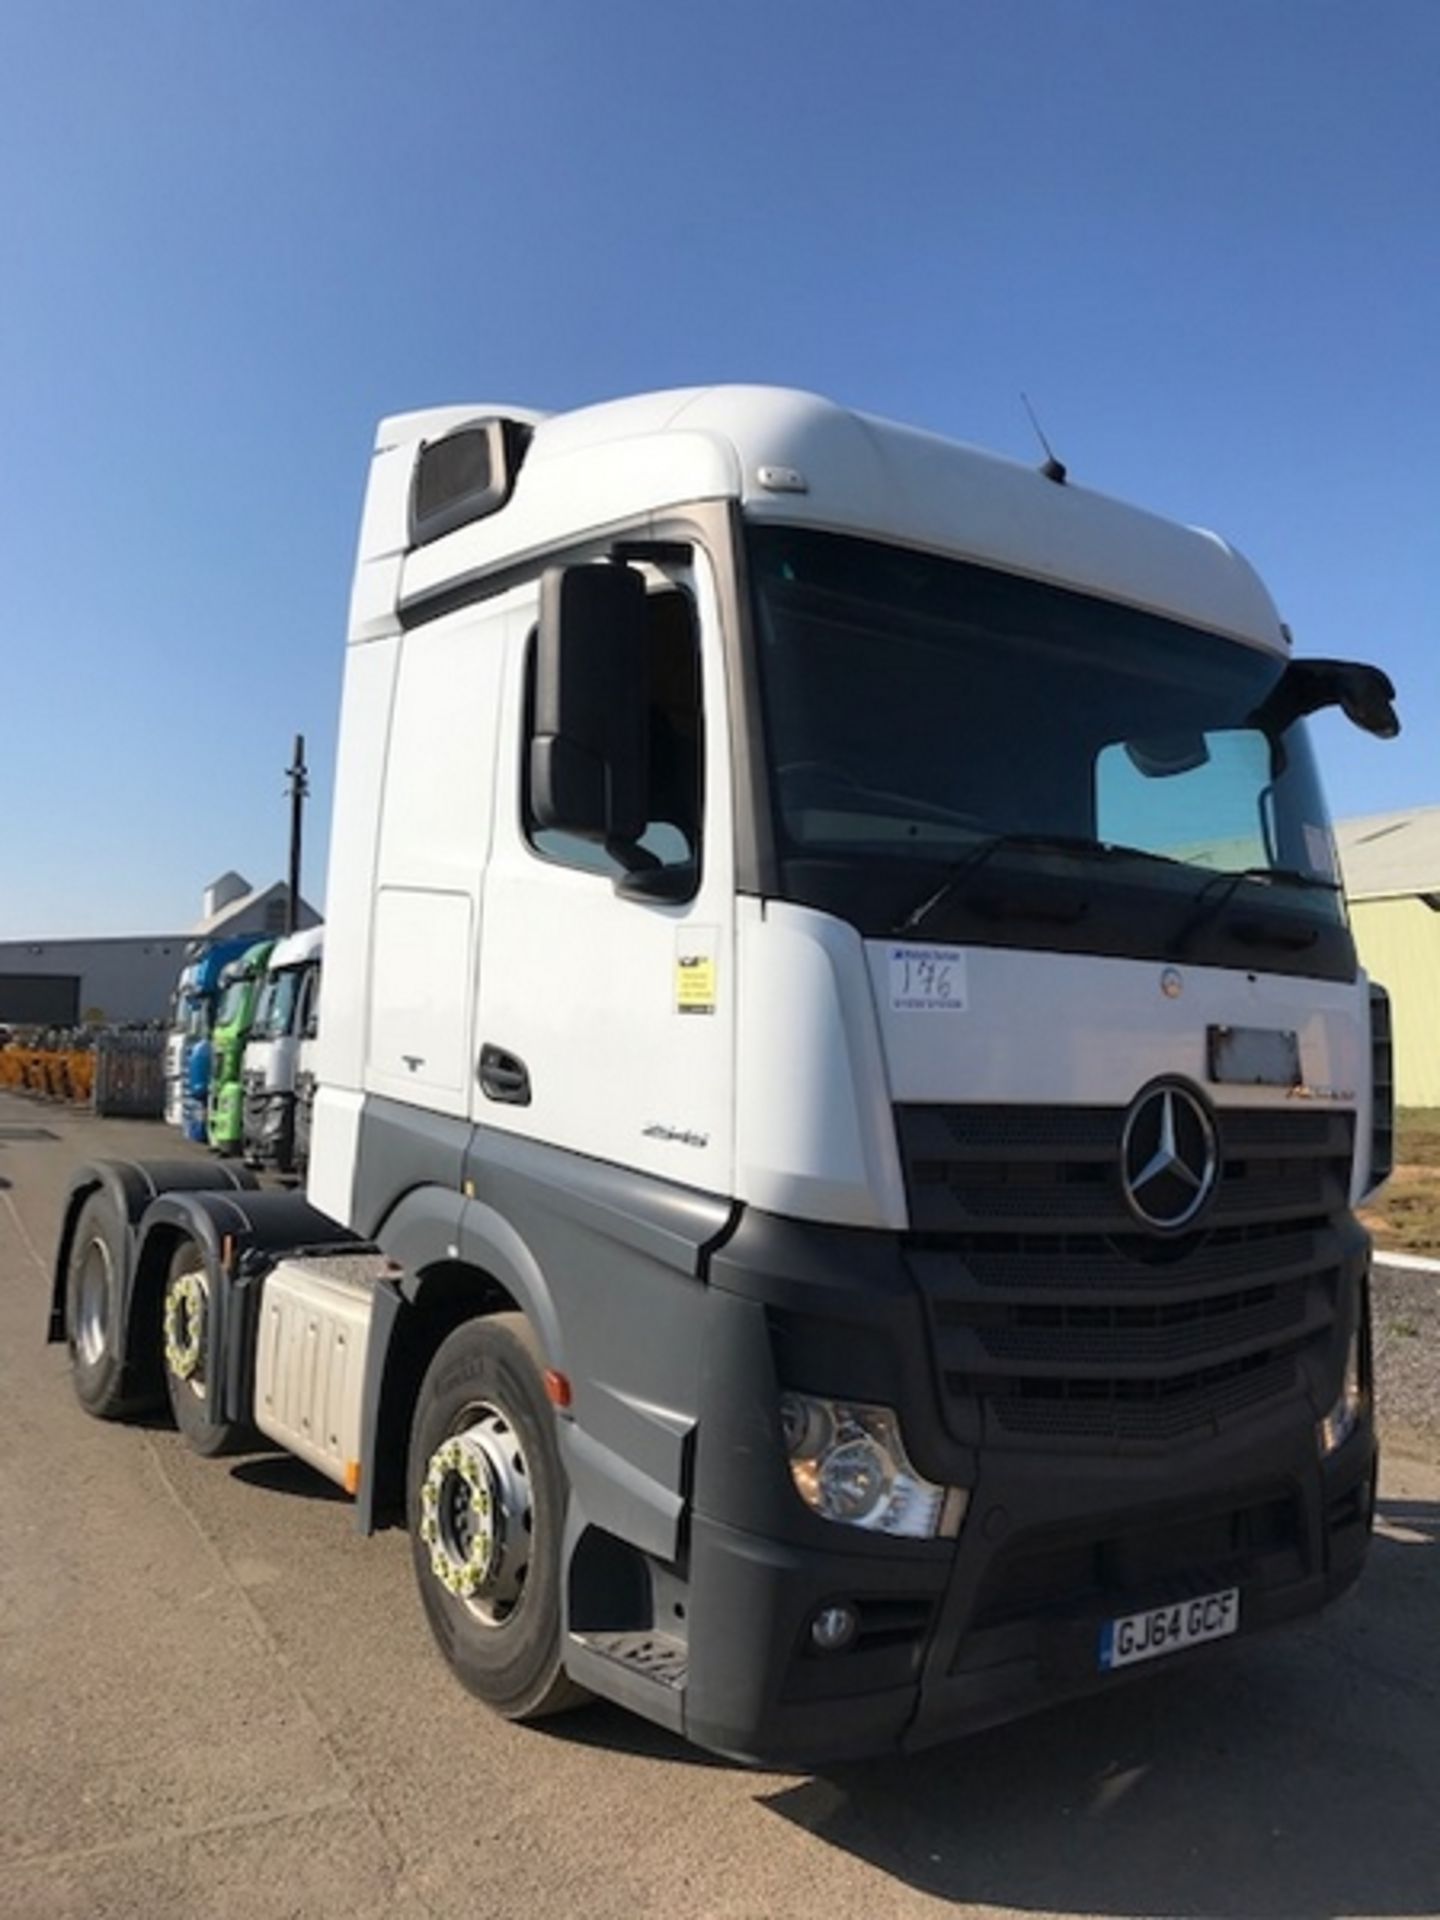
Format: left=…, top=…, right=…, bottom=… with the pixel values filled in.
left=1330, top=661, right=1401, bottom=739
left=530, top=564, right=649, bottom=846
left=1250, top=658, right=1400, bottom=742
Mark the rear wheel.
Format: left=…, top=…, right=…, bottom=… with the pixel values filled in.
left=406, top=1313, right=587, bottom=1721
left=65, top=1194, right=134, bottom=1418
left=162, top=1240, right=248, bottom=1455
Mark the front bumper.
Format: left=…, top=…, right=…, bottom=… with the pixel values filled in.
left=208, top=1081, right=244, bottom=1152
left=682, top=1414, right=1374, bottom=1766
left=669, top=1206, right=1376, bottom=1767
left=242, top=1088, right=296, bottom=1170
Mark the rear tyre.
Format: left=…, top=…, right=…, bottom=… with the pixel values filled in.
left=162, top=1240, right=248, bottom=1456
left=65, top=1194, right=136, bottom=1418
left=406, top=1312, right=588, bottom=1722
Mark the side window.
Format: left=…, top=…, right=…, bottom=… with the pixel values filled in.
left=524, top=586, right=703, bottom=880
left=300, top=966, right=320, bottom=1040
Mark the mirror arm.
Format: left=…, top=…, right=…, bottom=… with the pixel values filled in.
left=1248, top=658, right=1400, bottom=743
left=615, top=861, right=698, bottom=904
left=604, top=836, right=662, bottom=876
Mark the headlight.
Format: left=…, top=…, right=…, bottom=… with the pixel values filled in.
left=778, top=1391, right=965, bottom=1540
left=1318, top=1327, right=1366, bottom=1456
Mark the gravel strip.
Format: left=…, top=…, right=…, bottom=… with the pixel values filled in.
left=1373, top=1265, right=1440, bottom=1451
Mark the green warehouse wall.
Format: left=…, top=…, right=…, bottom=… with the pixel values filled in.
left=1350, top=897, right=1440, bottom=1108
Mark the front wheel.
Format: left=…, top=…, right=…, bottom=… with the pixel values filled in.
left=406, top=1313, right=587, bottom=1722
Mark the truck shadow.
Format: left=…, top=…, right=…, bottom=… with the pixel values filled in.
left=758, top=1497, right=1440, bottom=1917
left=228, top=1451, right=350, bottom=1502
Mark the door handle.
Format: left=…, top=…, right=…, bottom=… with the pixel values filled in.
left=478, top=1044, right=531, bottom=1106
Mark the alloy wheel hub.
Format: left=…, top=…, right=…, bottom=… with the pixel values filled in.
left=163, top=1268, right=207, bottom=1391
left=419, top=1406, right=532, bottom=1625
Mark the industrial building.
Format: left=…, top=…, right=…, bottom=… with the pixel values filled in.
left=1336, top=805, right=1440, bottom=1108
left=0, top=873, right=319, bottom=1027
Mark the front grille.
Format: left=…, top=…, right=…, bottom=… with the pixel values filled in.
left=898, top=1101, right=1357, bottom=1451
left=241, top=1086, right=270, bottom=1140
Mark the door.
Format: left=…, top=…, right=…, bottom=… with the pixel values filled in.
left=473, top=551, right=735, bottom=1200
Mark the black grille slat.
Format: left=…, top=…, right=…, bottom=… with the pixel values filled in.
left=908, top=1160, right=1352, bottom=1235
left=924, top=1107, right=1121, bottom=1152
left=909, top=1223, right=1332, bottom=1299
left=940, top=1282, right=1320, bottom=1376
left=898, top=1100, right=1355, bottom=1450
left=991, top=1356, right=1297, bottom=1442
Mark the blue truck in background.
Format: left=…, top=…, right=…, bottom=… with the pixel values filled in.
left=162, top=937, right=255, bottom=1142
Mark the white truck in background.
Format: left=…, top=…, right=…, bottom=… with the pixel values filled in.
left=241, top=925, right=324, bottom=1175
left=50, top=385, right=1398, bottom=1764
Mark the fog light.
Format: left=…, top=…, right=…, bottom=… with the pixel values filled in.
left=810, top=1602, right=860, bottom=1653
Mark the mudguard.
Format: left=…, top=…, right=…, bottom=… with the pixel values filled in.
left=353, top=1184, right=561, bottom=1535
left=131, top=1188, right=366, bottom=1427
left=358, top=1180, right=703, bottom=1561
left=47, top=1158, right=258, bottom=1345
left=379, top=1184, right=565, bottom=1367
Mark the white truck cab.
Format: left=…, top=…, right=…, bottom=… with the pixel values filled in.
left=54, top=386, right=1398, bottom=1765
left=241, top=925, right=323, bottom=1174
left=162, top=958, right=202, bottom=1128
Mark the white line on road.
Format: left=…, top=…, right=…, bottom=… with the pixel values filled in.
left=1374, top=1250, right=1440, bottom=1277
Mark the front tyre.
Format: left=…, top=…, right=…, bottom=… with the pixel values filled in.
left=406, top=1313, right=587, bottom=1722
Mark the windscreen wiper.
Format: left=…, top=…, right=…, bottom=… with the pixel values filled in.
left=1169, top=866, right=1342, bottom=956
left=895, top=833, right=1185, bottom=936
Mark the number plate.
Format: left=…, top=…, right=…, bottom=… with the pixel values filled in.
left=1098, top=1587, right=1239, bottom=1670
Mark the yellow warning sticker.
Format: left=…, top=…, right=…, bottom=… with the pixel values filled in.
left=675, top=942, right=717, bottom=1016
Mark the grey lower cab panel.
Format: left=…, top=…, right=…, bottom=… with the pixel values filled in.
left=352, top=1095, right=735, bottom=1561
left=351, top=1099, right=471, bottom=1240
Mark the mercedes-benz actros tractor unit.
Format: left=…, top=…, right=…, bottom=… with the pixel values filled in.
left=49, top=386, right=1398, bottom=1764
left=241, top=925, right=324, bottom=1175
left=205, top=939, right=275, bottom=1156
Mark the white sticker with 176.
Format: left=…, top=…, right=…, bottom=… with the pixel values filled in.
left=888, top=944, right=967, bottom=1013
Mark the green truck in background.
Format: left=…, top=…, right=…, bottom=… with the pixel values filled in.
left=206, top=940, right=275, bottom=1154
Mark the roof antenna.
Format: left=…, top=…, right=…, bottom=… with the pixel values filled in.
left=1021, top=392, right=1068, bottom=485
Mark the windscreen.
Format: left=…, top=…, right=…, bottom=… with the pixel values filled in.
left=252, top=969, right=302, bottom=1040
left=748, top=525, right=1351, bottom=979
left=214, top=978, right=250, bottom=1028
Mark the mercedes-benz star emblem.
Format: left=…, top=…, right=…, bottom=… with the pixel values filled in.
left=1120, top=1082, right=1219, bottom=1231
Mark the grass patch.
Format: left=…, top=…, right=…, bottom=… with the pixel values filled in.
left=1359, top=1109, right=1440, bottom=1256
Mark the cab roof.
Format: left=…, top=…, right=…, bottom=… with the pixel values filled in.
left=361, top=385, right=1287, bottom=654
left=268, top=924, right=324, bottom=972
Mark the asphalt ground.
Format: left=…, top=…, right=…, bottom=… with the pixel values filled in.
left=2, top=1089, right=1438, bottom=1920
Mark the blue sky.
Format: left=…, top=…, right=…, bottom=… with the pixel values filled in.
left=1, top=1, right=1434, bottom=936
